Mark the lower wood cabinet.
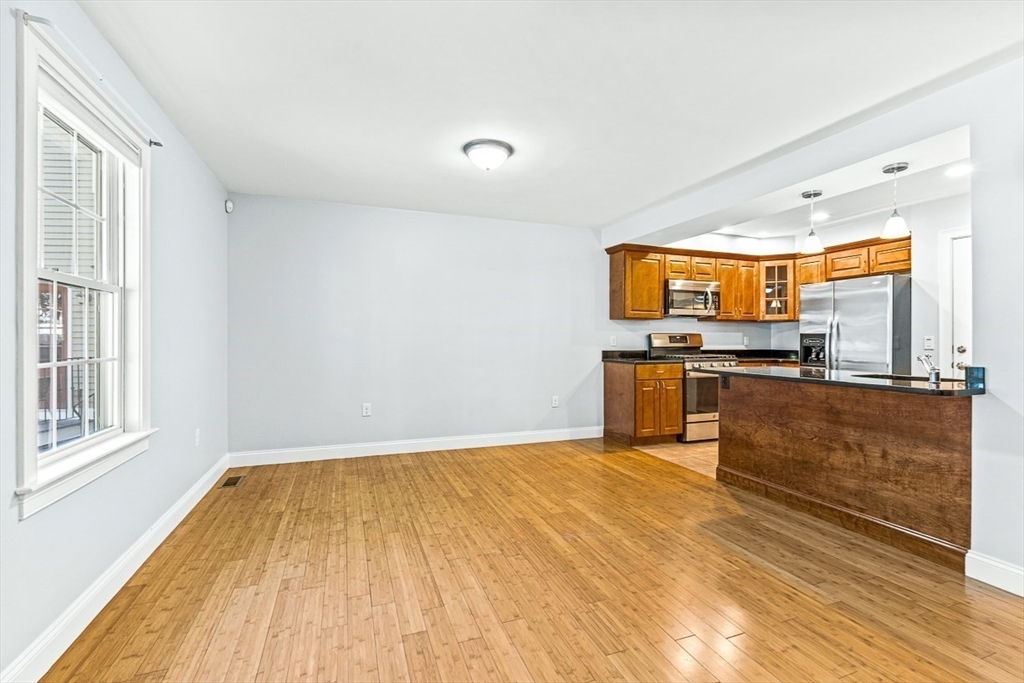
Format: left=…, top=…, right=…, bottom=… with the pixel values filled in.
left=604, top=362, right=683, bottom=445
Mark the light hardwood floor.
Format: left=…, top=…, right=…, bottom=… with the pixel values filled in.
left=43, top=439, right=1023, bottom=683
left=636, top=440, right=718, bottom=478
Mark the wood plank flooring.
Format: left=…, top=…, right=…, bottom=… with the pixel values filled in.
left=42, top=439, right=1024, bottom=683
left=636, top=441, right=718, bottom=478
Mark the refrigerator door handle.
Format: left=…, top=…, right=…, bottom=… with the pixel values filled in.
left=824, top=316, right=833, bottom=370
left=831, top=315, right=840, bottom=370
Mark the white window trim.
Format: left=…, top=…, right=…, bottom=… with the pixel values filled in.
left=15, top=15, right=154, bottom=519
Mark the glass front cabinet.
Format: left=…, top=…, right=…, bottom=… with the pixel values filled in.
left=760, top=259, right=795, bottom=321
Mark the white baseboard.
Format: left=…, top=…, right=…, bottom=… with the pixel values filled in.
left=966, top=550, right=1024, bottom=596
left=230, top=426, right=605, bottom=467
left=1, top=454, right=231, bottom=683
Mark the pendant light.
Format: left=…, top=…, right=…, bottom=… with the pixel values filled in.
left=462, top=139, right=514, bottom=170
left=800, top=190, right=824, bottom=254
left=881, top=162, right=910, bottom=238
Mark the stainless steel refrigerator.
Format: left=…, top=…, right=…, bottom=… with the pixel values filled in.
left=799, top=274, right=911, bottom=374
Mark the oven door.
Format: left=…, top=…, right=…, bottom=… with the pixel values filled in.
left=684, top=370, right=720, bottom=441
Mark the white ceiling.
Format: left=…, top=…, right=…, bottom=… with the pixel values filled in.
left=79, top=1, right=1023, bottom=229
left=659, top=127, right=973, bottom=243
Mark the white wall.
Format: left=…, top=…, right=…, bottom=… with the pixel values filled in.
left=0, top=0, right=229, bottom=672
left=227, top=195, right=775, bottom=453
left=603, top=59, right=1024, bottom=588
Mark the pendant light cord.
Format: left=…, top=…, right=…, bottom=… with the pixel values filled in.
left=892, top=168, right=899, bottom=211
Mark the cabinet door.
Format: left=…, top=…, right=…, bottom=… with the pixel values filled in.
left=665, top=255, right=691, bottom=280
left=634, top=380, right=660, bottom=437
left=659, top=379, right=684, bottom=435
left=691, top=256, right=717, bottom=281
left=870, top=239, right=911, bottom=273
left=736, top=260, right=760, bottom=320
left=624, top=251, right=664, bottom=319
left=826, top=247, right=870, bottom=280
left=715, top=259, right=738, bottom=320
left=794, top=255, right=826, bottom=319
left=760, top=259, right=794, bottom=321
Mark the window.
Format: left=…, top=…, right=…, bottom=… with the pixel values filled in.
left=16, top=18, right=153, bottom=518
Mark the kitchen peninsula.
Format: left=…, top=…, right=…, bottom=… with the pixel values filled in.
left=702, top=366, right=984, bottom=570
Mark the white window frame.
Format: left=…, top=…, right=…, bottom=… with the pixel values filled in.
left=15, top=16, right=155, bottom=519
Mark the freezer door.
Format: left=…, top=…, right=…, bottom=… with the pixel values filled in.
left=832, top=276, right=893, bottom=373
left=798, top=282, right=834, bottom=335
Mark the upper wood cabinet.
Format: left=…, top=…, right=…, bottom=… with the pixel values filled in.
left=794, top=254, right=826, bottom=319
left=609, top=250, right=664, bottom=320
left=691, top=256, right=717, bottom=281
left=717, top=259, right=759, bottom=321
left=665, top=255, right=691, bottom=280
left=606, top=235, right=912, bottom=323
left=870, top=239, right=912, bottom=274
left=826, top=246, right=870, bottom=280
left=760, top=259, right=794, bottom=321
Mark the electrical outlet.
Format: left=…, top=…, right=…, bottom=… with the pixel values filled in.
left=610, top=336, right=618, bottom=347
left=362, top=403, right=372, bottom=417
left=923, top=336, right=935, bottom=350
left=743, top=336, right=750, bottom=346
left=194, top=428, right=200, bottom=447
left=551, top=395, right=559, bottom=408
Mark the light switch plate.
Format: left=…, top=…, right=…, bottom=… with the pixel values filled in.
left=923, top=336, right=935, bottom=350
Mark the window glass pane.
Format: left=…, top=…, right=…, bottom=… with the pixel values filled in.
left=76, top=138, right=101, bottom=214
left=88, top=291, right=114, bottom=358
left=53, top=285, right=89, bottom=362
left=38, top=367, right=53, bottom=453
left=89, top=361, right=115, bottom=434
left=41, top=195, right=74, bottom=272
left=38, top=280, right=54, bottom=363
left=54, top=364, right=85, bottom=448
left=76, top=213, right=99, bottom=280
left=41, top=113, right=74, bottom=201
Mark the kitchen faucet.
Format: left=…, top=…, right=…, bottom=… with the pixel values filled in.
left=918, top=354, right=941, bottom=383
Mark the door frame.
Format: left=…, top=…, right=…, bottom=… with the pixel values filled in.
left=937, top=226, right=972, bottom=376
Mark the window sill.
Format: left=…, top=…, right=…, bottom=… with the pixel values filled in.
left=16, top=428, right=158, bottom=519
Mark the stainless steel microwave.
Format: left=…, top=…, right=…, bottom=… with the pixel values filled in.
left=665, top=280, right=721, bottom=317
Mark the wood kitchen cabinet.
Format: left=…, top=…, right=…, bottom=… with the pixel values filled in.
left=826, top=246, right=870, bottom=280
left=717, top=259, right=759, bottom=321
left=609, top=250, right=664, bottom=320
left=691, top=256, right=717, bottom=281
left=665, top=255, right=691, bottom=280
left=869, top=238, right=912, bottom=274
left=794, top=254, right=826, bottom=319
left=604, top=362, right=683, bottom=445
left=760, top=259, right=794, bottom=321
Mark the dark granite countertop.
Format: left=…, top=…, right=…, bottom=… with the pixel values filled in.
left=601, top=349, right=798, bottom=364
left=697, top=365, right=985, bottom=396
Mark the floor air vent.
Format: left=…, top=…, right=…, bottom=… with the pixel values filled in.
left=220, top=475, right=244, bottom=488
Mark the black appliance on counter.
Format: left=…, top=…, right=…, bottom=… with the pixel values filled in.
left=647, top=333, right=738, bottom=442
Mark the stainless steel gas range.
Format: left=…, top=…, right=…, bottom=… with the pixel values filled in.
left=647, top=333, right=738, bottom=442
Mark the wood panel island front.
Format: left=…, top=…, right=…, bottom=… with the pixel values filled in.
left=700, top=366, right=985, bottom=570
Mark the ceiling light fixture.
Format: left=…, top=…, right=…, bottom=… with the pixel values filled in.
left=881, top=162, right=910, bottom=239
left=945, top=163, right=973, bottom=178
left=462, top=139, right=514, bottom=171
left=800, top=190, right=824, bottom=254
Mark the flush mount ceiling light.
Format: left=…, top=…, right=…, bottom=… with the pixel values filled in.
left=800, top=190, right=824, bottom=255
left=812, top=211, right=830, bottom=222
left=462, top=139, right=514, bottom=171
left=881, top=162, right=911, bottom=239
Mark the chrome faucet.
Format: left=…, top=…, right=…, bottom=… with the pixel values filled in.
left=918, top=354, right=941, bottom=383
